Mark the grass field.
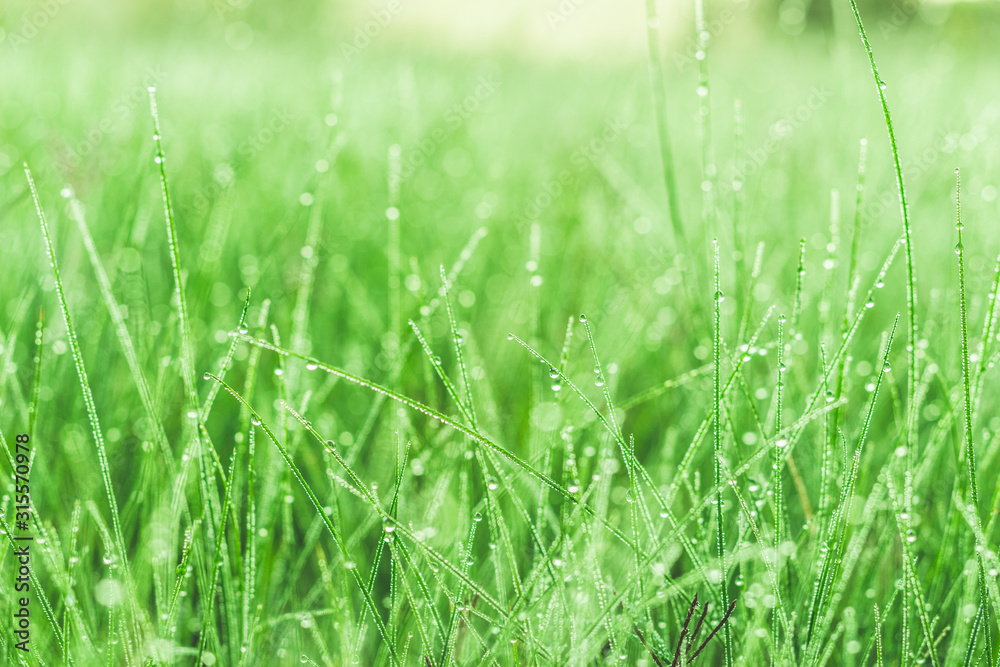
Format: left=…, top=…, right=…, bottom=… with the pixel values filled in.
left=3, top=0, right=1000, bottom=664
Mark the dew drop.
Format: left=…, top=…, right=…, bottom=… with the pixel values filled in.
left=506, top=334, right=514, bottom=341
left=548, top=367, right=560, bottom=379
left=955, top=242, right=963, bottom=255
left=714, top=290, right=725, bottom=303
left=305, top=363, right=319, bottom=371
left=865, top=297, right=875, bottom=309
left=579, top=314, right=588, bottom=322
left=473, top=511, right=483, bottom=523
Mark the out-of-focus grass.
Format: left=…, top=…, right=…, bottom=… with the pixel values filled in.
left=3, top=0, right=1000, bottom=664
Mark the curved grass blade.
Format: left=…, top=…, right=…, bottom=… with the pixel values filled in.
left=25, top=165, right=147, bottom=645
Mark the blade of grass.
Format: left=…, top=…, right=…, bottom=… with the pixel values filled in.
left=955, top=169, right=995, bottom=665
